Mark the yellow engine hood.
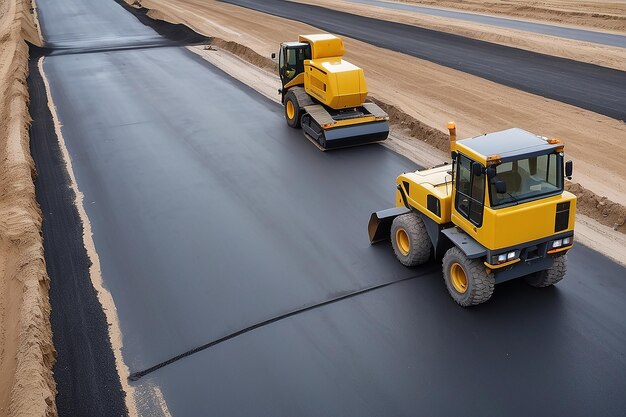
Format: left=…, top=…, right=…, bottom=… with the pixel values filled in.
left=476, top=192, right=576, bottom=250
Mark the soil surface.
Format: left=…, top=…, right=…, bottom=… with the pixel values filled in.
left=0, top=0, right=56, bottom=415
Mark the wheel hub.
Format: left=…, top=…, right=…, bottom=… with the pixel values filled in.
left=286, top=100, right=295, bottom=120
left=450, top=262, right=468, bottom=294
left=396, top=227, right=410, bottom=256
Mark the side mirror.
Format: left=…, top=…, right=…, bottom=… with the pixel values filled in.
left=486, top=166, right=496, bottom=180
left=565, top=160, right=573, bottom=179
left=495, top=180, right=507, bottom=194
left=471, top=162, right=483, bottom=177
left=271, top=52, right=276, bottom=59
left=450, top=151, right=457, bottom=161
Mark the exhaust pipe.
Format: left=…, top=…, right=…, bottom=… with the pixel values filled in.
left=447, top=121, right=456, bottom=152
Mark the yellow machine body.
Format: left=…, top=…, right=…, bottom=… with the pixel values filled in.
left=369, top=124, right=575, bottom=305
left=396, top=171, right=576, bottom=252
left=277, top=34, right=389, bottom=149
left=394, top=127, right=576, bottom=254
left=296, top=34, right=368, bottom=109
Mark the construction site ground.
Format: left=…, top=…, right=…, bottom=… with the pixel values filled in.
left=2, top=0, right=626, bottom=415
left=133, top=0, right=626, bottom=258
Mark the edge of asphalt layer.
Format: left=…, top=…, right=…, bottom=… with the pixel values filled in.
left=25, top=7, right=258, bottom=415
left=38, top=0, right=209, bottom=55
left=27, top=45, right=129, bottom=417
left=112, top=0, right=209, bottom=45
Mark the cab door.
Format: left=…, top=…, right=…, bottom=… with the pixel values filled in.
left=454, top=154, right=485, bottom=227
left=279, top=45, right=309, bottom=87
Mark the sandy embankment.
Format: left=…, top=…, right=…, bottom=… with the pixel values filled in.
left=292, top=0, right=626, bottom=71
left=0, top=0, right=56, bottom=415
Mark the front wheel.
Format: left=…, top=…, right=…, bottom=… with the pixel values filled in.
left=442, top=247, right=494, bottom=307
left=525, top=254, right=567, bottom=287
left=284, top=91, right=301, bottom=128
left=390, top=213, right=432, bottom=267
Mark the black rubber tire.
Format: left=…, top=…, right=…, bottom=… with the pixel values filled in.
left=390, top=213, right=432, bottom=267
left=525, top=254, right=567, bottom=287
left=442, top=247, right=495, bottom=307
left=284, top=91, right=302, bottom=128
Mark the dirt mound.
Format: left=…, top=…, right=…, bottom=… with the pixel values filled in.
left=0, top=0, right=56, bottom=415
left=208, top=38, right=277, bottom=73
left=567, top=182, right=626, bottom=233
left=369, top=97, right=449, bottom=152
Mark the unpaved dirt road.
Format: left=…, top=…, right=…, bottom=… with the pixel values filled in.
left=30, top=0, right=626, bottom=415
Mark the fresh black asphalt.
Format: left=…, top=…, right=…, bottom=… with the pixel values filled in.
left=221, top=0, right=626, bottom=121
left=347, top=0, right=626, bottom=48
left=30, top=0, right=626, bottom=415
left=28, top=47, right=128, bottom=417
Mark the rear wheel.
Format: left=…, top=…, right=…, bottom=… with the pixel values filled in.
left=442, top=247, right=494, bottom=307
left=390, top=213, right=432, bottom=267
left=284, top=91, right=301, bottom=128
left=525, top=254, right=567, bottom=287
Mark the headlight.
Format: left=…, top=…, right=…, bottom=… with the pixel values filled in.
left=551, top=237, right=573, bottom=250
left=492, top=250, right=518, bottom=264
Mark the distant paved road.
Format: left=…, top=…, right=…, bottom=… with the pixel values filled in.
left=348, top=0, right=626, bottom=48
left=221, top=0, right=626, bottom=121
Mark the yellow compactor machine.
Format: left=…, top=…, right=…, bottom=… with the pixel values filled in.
left=369, top=123, right=576, bottom=306
left=273, top=34, right=389, bottom=149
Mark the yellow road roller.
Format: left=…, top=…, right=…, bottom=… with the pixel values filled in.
left=369, top=123, right=576, bottom=306
left=272, top=34, right=389, bottom=150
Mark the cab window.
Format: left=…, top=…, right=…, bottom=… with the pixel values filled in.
left=490, top=153, right=562, bottom=207
left=280, top=46, right=310, bottom=83
left=455, top=154, right=485, bottom=226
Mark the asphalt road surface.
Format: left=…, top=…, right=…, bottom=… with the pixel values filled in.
left=347, top=0, right=626, bottom=48
left=31, top=0, right=626, bottom=415
left=221, top=0, right=626, bottom=121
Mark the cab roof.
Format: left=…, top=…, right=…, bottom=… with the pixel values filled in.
left=298, top=34, right=344, bottom=59
left=456, top=128, right=562, bottom=164
left=282, top=41, right=308, bottom=48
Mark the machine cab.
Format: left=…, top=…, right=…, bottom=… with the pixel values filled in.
left=450, top=128, right=575, bottom=250
left=277, top=42, right=311, bottom=87
left=453, top=150, right=566, bottom=227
